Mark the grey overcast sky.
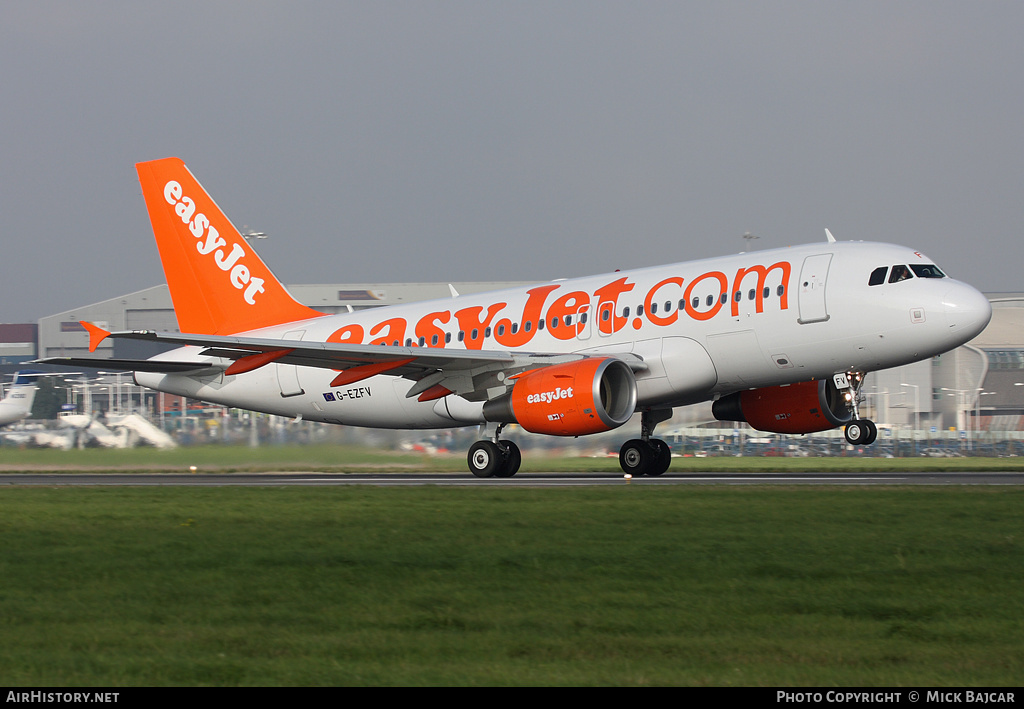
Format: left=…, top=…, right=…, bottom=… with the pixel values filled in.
left=1, top=2, right=1021, bottom=323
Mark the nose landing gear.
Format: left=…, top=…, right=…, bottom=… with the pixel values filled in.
left=838, top=371, right=878, bottom=446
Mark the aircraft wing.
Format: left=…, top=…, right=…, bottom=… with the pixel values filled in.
left=36, top=328, right=648, bottom=402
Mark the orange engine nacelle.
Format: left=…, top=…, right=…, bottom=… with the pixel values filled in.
left=483, top=358, right=637, bottom=436
left=711, top=379, right=852, bottom=434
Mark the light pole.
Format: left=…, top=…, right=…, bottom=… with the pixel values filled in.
left=900, top=383, right=920, bottom=456
left=941, top=388, right=969, bottom=450
left=976, top=390, right=996, bottom=454
left=862, top=388, right=890, bottom=426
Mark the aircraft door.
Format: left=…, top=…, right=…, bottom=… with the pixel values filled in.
left=797, top=254, right=833, bottom=324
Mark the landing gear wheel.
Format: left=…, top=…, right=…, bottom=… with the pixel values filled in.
left=468, top=440, right=502, bottom=478
left=648, top=439, right=672, bottom=476
left=863, top=419, right=878, bottom=445
left=844, top=419, right=877, bottom=446
left=619, top=439, right=652, bottom=476
left=494, top=440, right=521, bottom=478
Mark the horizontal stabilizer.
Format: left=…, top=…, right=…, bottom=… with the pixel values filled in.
left=32, top=357, right=224, bottom=374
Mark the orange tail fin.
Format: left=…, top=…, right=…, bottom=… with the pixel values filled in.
left=135, top=157, right=323, bottom=335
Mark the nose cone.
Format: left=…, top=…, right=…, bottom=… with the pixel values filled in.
left=943, top=283, right=992, bottom=343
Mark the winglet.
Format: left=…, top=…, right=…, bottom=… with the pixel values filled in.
left=81, top=321, right=111, bottom=352
left=825, top=228, right=836, bottom=243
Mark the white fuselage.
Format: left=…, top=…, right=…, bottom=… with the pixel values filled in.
left=135, top=241, right=991, bottom=430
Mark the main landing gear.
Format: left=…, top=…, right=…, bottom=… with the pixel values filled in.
left=466, top=410, right=676, bottom=478
left=618, top=408, right=673, bottom=477
left=467, top=424, right=521, bottom=478
left=839, top=371, right=878, bottom=446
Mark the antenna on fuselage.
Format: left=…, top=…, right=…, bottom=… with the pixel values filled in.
left=741, top=232, right=760, bottom=250
left=825, top=228, right=836, bottom=243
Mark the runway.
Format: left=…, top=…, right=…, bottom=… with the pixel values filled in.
left=2, top=471, right=1022, bottom=486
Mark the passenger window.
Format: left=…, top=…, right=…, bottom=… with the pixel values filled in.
left=720, top=293, right=728, bottom=305
left=763, top=287, right=770, bottom=299
left=777, top=285, right=785, bottom=296
left=889, top=265, right=912, bottom=283
left=664, top=301, right=672, bottom=312
left=748, top=289, right=755, bottom=300
left=651, top=302, right=658, bottom=314
left=692, top=297, right=700, bottom=309
left=868, top=266, right=888, bottom=286
left=706, top=294, right=714, bottom=307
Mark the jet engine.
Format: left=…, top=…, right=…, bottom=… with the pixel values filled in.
left=483, top=357, right=637, bottom=436
left=711, top=379, right=852, bottom=434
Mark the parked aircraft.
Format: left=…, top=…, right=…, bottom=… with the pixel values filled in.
left=0, top=372, right=38, bottom=426
left=39, top=158, right=992, bottom=476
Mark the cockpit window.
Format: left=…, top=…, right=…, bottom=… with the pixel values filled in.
left=870, top=263, right=944, bottom=286
left=910, top=264, right=945, bottom=279
left=889, top=265, right=913, bottom=283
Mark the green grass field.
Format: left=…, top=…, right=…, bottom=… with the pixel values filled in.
left=0, top=484, right=1021, bottom=686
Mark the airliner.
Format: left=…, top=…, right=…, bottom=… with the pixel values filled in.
left=0, top=372, right=38, bottom=427
left=39, top=158, right=992, bottom=476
